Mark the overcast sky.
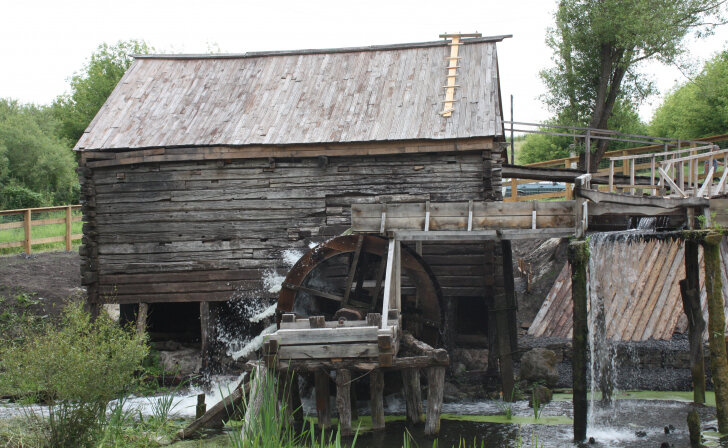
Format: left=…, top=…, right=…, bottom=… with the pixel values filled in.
left=2, top=0, right=726, bottom=123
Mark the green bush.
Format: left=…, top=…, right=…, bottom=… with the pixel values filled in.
left=0, top=184, right=48, bottom=209
left=0, top=301, right=148, bottom=447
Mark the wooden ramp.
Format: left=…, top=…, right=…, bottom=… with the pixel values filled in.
left=529, top=237, right=728, bottom=340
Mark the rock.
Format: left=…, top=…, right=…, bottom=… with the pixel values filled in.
left=519, top=348, right=559, bottom=387
left=159, top=348, right=201, bottom=374
left=529, top=385, right=552, bottom=408
left=453, top=349, right=489, bottom=371
left=687, top=410, right=701, bottom=447
left=443, top=381, right=461, bottom=402
left=635, top=430, right=647, bottom=437
left=452, top=362, right=467, bottom=376
left=588, top=437, right=595, bottom=444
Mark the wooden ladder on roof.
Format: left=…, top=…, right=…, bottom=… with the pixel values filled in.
left=439, top=32, right=481, bottom=117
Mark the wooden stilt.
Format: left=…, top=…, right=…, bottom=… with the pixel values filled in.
left=136, top=302, right=148, bottom=336
left=402, top=368, right=423, bottom=425
left=680, top=240, right=706, bottom=404
left=335, top=369, right=353, bottom=436
left=315, top=370, right=331, bottom=429
left=501, top=240, right=519, bottom=352
left=200, top=301, right=210, bottom=370
left=370, top=369, right=385, bottom=430
left=702, top=233, right=728, bottom=433
left=290, top=372, right=303, bottom=423
left=424, top=366, right=445, bottom=436
left=493, top=242, right=515, bottom=401
left=196, top=393, right=206, bottom=419
left=570, top=240, right=589, bottom=442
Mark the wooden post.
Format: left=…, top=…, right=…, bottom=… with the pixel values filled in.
left=680, top=240, right=706, bottom=404
left=702, top=233, right=728, bottom=433
left=370, top=369, right=385, bottom=430
left=569, top=240, right=589, bottom=442
left=136, top=302, right=148, bottom=336
left=23, top=208, right=31, bottom=254
left=502, top=240, right=518, bottom=354
left=314, top=370, right=331, bottom=429
left=493, top=242, right=515, bottom=401
left=402, top=368, right=423, bottom=425
left=200, top=301, right=210, bottom=370
left=196, top=393, right=206, bottom=419
left=511, top=177, right=518, bottom=201
left=335, top=369, right=353, bottom=436
left=424, top=366, right=445, bottom=436
left=65, top=206, right=72, bottom=251
left=242, top=364, right=269, bottom=442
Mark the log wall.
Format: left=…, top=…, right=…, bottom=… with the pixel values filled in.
left=79, top=149, right=503, bottom=306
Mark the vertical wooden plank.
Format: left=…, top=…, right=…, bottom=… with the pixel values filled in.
left=136, top=302, right=148, bottom=336
left=511, top=177, right=518, bottom=201
left=703, top=233, right=728, bottom=433
left=494, top=242, right=515, bottom=401
left=570, top=240, right=589, bottom=442
left=200, top=301, right=210, bottom=370
left=424, top=366, right=445, bottom=436
left=680, top=240, right=706, bottom=404
left=394, top=240, right=401, bottom=312
left=23, top=209, right=31, bottom=254
left=315, top=370, right=331, bottom=429
left=335, top=369, right=353, bottom=436
left=501, top=240, right=518, bottom=354
left=609, top=160, right=614, bottom=192
left=65, top=205, right=72, bottom=251
left=401, top=368, right=423, bottom=425
left=381, top=239, right=395, bottom=329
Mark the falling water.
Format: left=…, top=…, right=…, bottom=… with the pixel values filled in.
left=586, top=219, right=657, bottom=440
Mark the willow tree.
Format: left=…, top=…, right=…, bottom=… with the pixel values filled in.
left=541, top=0, right=726, bottom=171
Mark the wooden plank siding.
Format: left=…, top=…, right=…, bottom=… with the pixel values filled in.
left=528, top=237, right=728, bottom=341
left=81, top=150, right=503, bottom=305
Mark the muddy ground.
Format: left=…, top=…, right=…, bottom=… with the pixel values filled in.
left=0, top=251, right=82, bottom=322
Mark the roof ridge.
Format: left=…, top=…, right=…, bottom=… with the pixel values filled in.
left=132, top=35, right=512, bottom=60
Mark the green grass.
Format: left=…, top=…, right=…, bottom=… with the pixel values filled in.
left=0, top=209, right=82, bottom=255
left=551, top=390, right=717, bottom=407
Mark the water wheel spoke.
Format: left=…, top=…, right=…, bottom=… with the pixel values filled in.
left=282, top=282, right=343, bottom=302
left=342, top=234, right=364, bottom=306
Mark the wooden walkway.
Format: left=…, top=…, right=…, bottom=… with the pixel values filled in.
left=529, top=237, right=728, bottom=340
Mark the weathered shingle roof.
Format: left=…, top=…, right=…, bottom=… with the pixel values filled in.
left=75, top=36, right=507, bottom=151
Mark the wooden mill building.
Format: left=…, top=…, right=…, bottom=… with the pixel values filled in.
left=75, top=34, right=516, bottom=365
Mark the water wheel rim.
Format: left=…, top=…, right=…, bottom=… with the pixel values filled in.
left=277, top=235, right=443, bottom=345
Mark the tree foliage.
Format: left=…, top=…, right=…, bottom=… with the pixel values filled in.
left=651, top=50, right=728, bottom=138
left=541, top=0, right=726, bottom=169
left=0, top=99, right=78, bottom=208
left=53, top=40, right=151, bottom=143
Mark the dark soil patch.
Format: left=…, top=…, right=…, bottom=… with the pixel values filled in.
left=0, top=251, right=82, bottom=333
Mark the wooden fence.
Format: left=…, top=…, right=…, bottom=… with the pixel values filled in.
left=506, top=133, right=728, bottom=202
left=0, top=205, right=82, bottom=254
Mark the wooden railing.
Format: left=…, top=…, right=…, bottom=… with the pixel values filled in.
left=0, top=205, right=82, bottom=253
left=505, top=132, right=728, bottom=202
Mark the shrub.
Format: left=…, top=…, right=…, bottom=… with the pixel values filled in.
left=0, top=301, right=148, bottom=447
left=0, top=184, right=48, bottom=209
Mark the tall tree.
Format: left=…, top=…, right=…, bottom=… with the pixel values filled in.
left=542, top=0, right=726, bottom=170
left=53, top=40, right=151, bottom=144
left=651, top=50, right=728, bottom=138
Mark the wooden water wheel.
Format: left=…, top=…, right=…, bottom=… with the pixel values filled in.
left=277, top=234, right=443, bottom=346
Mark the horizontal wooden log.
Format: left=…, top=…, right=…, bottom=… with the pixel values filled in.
left=271, top=326, right=379, bottom=345
left=578, top=188, right=708, bottom=208
left=277, top=343, right=379, bottom=359
left=277, top=354, right=450, bottom=371
left=99, top=269, right=264, bottom=285
left=279, top=319, right=371, bottom=330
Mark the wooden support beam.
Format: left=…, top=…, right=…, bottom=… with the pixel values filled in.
left=200, top=301, right=210, bottom=370
left=424, top=366, right=445, bottom=436
left=314, top=370, right=331, bottom=429
left=680, top=240, right=706, bottom=404
left=370, top=369, right=385, bottom=430
left=702, top=234, right=728, bottom=433
left=494, top=242, right=515, bottom=401
left=402, top=368, right=423, bottom=425
left=136, top=302, right=148, bottom=336
left=501, top=240, right=519, bottom=355
left=335, top=369, right=353, bottom=436
left=570, top=240, right=589, bottom=442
